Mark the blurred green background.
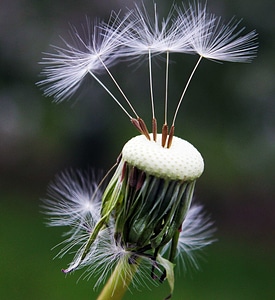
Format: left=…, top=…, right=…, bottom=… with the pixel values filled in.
left=0, top=0, right=274, bottom=299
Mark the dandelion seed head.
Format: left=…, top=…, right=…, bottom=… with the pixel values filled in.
left=122, top=134, right=204, bottom=181
left=39, top=1, right=258, bottom=296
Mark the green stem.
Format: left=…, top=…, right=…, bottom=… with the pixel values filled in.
left=97, top=259, right=139, bottom=300
left=169, top=229, right=180, bottom=263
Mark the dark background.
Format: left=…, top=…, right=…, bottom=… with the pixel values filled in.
left=0, top=0, right=274, bottom=299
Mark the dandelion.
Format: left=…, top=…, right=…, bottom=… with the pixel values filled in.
left=39, top=1, right=257, bottom=299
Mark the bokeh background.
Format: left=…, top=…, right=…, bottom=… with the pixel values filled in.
left=0, top=0, right=274, bottom=299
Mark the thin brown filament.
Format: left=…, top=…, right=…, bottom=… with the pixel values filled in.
left=167, top=125, right=175, bottom=148
left=162, top=124, right=168, bottom=147
left=131, top=118, right=142, bottom=133
left=152, top=118, right=157, bottom=141
left=138, top=118, right=151, bottom=140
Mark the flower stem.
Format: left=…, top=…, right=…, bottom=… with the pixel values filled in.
left=97, top=259, right=139, bottom=300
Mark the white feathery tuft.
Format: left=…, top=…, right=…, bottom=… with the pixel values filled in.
left=43, top=168, right=102, bottom=228
left=160, top=203, right=216, bottom=273
left=183, top=2, right=258, bottom=62
left=176, top=204, right=216, bottom=272
left=37, top=14, right=131, bottom=101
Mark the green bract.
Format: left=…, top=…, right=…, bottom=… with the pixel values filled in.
left=80, top=134, right=204, bottom=296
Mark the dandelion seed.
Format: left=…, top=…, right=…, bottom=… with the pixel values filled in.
left=38, top=20, right=116, bottom=101
left=119, top=2, right=200, bottom=140
left=43, top=169, right=102, bottom=227
left=37, top=14, right=138, bottom=120
left=121, top=2, right=206, bottom=56
left=190, top=16, right=258, bottom=63
left=171, top=2, right=258, bottom=129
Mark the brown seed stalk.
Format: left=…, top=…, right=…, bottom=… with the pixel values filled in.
left=167, top=125, right=175, bottom=148
left=161, top=123, right=168, bottom=147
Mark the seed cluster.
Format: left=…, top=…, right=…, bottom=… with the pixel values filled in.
left=122, top=134, right=204, bottom=181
